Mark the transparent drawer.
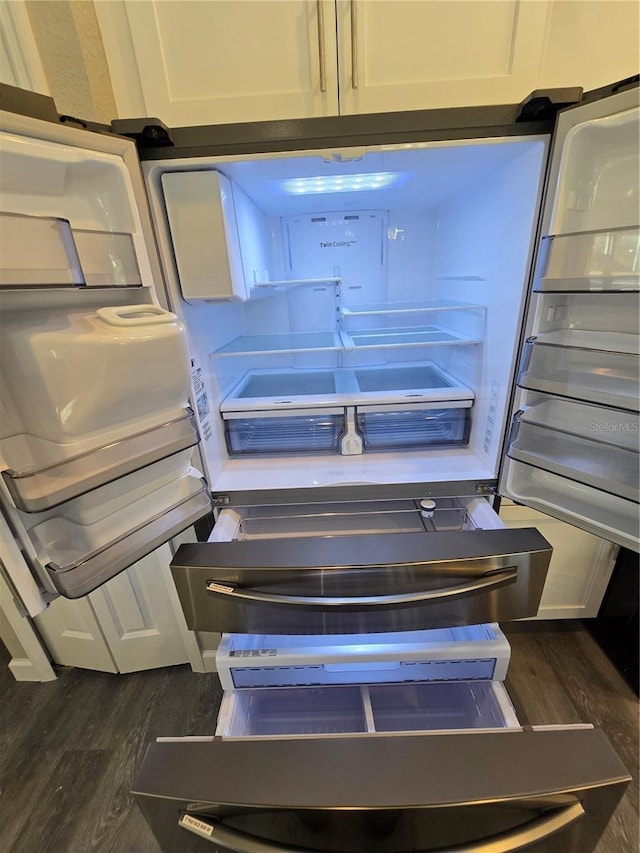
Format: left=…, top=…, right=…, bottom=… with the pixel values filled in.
left=357, top=405, right=471, bottom=450
left=535, top=228, right=640, bottom=292
left=72, top=229, right=142, bottom=286
left=0, top=212, right=82, bottom=286
left=216, top=681, right=519, bottom=739
left=508, top=399, right=639, bottom=503
left=519, top=333, right=639, bottom=411
left=224, top=410, right=344, bottom=455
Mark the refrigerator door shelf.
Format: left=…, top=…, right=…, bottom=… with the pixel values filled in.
left=1, top=408, right=199, bottom=512
left=41, top=478, right=212, bottom=598
left=171, top=499, right=551, bottom=634
left=216, top=623, right=510, bottom=691
left=507, top=399, right=639, bottom=504
left=534, top=227, right=640, bottom=293
left=0, top=212, right=83, bottom=287
left=519, top=332, right=639, bottom=411
left=215, top=680, right=519, bottom=740
left=0, top=213, right=142, bottom=288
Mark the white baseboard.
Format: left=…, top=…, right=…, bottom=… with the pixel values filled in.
left=9, top=657, right=41, bottom=681
left=201, top=650, right=218, bottom=673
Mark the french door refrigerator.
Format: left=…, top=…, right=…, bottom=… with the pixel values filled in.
left=0, top=78, right=637, bottom=851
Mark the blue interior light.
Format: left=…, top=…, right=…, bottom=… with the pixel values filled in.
left=280, top=172, right=405, bottom=195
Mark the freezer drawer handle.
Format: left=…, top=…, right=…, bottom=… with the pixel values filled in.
left=178, top=800, right=585, bottom=852
left=205, top=568, right=518, bottom=608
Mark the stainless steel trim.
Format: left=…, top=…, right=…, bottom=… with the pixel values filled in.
left=171, top=528, right=552, bottom=633
left=350, top=0, right=358, bottom=89
left=316, top=0, right=327, bottom=93
left=179, top=802, right=585, bottom=852
left=206, top=568, right=518, bottom=608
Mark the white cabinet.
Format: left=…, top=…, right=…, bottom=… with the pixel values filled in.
left=96, top=0, right=339, bottom=124
left=499, top=500, right=617, bottom=619
left=96, top=0, right=638, bottom=126
left=335, top=0, right=550, bottom=115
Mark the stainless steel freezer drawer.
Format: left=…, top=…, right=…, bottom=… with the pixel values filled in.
left=133, top=728, right=630, bottom=853
left=170, top=527, right=551, bottom=634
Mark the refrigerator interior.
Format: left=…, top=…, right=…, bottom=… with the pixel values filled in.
left=145, top=135, right=549, bottom=497
left=0, top=121, right=209, bottom=603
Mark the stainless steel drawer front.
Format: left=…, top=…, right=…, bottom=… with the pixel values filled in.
left=171, top=529, right=551, bottom=634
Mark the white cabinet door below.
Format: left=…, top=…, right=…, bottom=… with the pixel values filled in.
left=499, top=500, right=617, bottom=619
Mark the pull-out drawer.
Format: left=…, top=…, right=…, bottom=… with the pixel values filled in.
left=134, top=728, right=630, bottom=853
left=170, top=497, right=552, bottom=634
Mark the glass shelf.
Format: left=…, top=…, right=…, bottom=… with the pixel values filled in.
left=340, top=300, right=485, bottom=317
left=341, top=326, right=481, bottom=349
left=212, top=331, right=342, bottom=358
left=252, top=277, right=341, bottom=289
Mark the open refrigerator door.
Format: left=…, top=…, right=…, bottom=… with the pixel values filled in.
left=500, top=86, right=640, bottom=551
left=0, top=108, right=211, bottom=617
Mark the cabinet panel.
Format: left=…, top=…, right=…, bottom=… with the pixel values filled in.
left=101, top=0, right=339, bottom=125
left=88, top=545, right=190, bottom=673
left=499, top=500, right=616, bottom=618
left=337, top=0, right=550, bottom=114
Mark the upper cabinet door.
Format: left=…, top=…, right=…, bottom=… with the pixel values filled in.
left=97, top=0, right=339, bottom=125
left=335, top=0, right=550, bottom=115
left=500, top=86, right=640, bottom=552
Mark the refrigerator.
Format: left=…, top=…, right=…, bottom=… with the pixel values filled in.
left=0, top=78, right=638, bottom=850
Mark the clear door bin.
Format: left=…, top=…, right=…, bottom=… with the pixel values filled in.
left=72, top=230, right=142, bottom=286
left=535, top=228, right=640, bottom=292
left=519, top=334, right=639, bottom=411
left=0, top=212, right=82, bottom=286
left=357, top=405, right=471, bottom=450
left=224, top=410, right=345, bottom=455
left=1, top=409, right=199, bottom=513
left=28, top=473, right=211, bottom=598
left=1, top=305, right=191, bottom=441
left=508, top=399, right=639, bottom=504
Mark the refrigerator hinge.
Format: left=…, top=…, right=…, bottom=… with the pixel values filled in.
left=212, top=494, right=232, bottom=507
left=516, top=87, right=583, bottom=123
left=110, top=117, right=175, bottom=148
left=475, top=483, right=498, bottom=495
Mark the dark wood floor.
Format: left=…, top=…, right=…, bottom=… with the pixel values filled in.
left=0, top=622, right=637, bottom=853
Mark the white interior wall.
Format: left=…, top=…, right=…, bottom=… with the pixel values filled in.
left=433, top=140, right=547, bottom=469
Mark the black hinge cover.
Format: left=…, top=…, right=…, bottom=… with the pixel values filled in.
left=0, top=82, right=59, bottom=122
left=110, top=117, right=174, bottom=147
left=516, top=87, right=584, bottom=122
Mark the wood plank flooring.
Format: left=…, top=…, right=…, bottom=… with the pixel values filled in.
left=0, top=622, right=637, bottom=853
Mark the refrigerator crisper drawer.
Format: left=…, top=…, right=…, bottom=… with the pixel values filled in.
left=216, top=624, right=510, bottom=690
left=216, top=680, right=520, bottom=739
left=134, top=730, right=630, bottom=853
left=171, top=526, right=552, bottom=634
left=357, top=404, right=471, bottom=450
left=223, top=409, right=345, bottom=455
